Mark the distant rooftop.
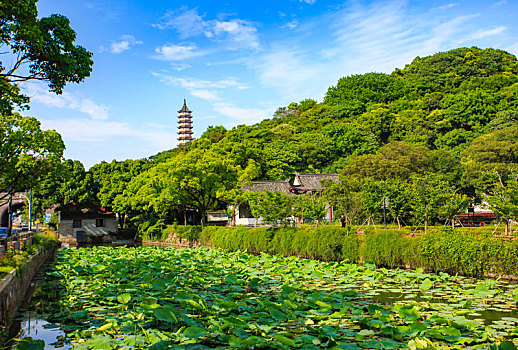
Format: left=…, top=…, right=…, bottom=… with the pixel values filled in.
left=292, top=173, right=339, bottom=191
left=242, top=180, right=294, bottom=195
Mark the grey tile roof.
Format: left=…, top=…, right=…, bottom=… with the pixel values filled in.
left=242, top=180, right=294, bottom=195
left=292, top=173, right=339, bottom=191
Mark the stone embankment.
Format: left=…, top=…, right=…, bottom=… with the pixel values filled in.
left=0, top=247, right=55, bottom=336
left=142, top=232, right=210, bottom=249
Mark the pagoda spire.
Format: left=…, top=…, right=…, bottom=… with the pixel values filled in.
left=177, top=99, right=193, bottom=146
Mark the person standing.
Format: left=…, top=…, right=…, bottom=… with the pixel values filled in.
left=340, top=214, right=346, bottom=228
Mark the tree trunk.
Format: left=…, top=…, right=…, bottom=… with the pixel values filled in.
left=396, top=216, right=401, bottom=230
left=451, top=218, right=454, bottom=231
left=118, top=213, right=126, bottom=229
left=200, top=209, right=206, bottom=227
left=424, top=211, right=428, bottom=235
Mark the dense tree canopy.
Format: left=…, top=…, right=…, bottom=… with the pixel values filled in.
left=24, top=47, right=518, bottom=232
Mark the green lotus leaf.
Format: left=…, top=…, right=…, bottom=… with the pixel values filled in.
left=183, top=326, right=207, bottom=339
left=420, top=278, right=434, bottom=291
left=117, top=293, right=131, bottom=304
left=152, top=307, right=177, bottom=323
left=16, top=338, right=45, bottom=350
left=274, top=334, right=296, bottom=347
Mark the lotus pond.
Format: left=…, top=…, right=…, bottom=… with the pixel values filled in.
left=15, top=246, right=518, bottom=349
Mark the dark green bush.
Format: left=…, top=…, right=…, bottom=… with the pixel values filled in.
left=170, top=225, right=518, bottom=279
left=420, top=229, right=518, bottom=278
left=360, top=230, right=410, bottom=268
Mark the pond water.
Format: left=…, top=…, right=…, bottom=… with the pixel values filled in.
left=13, top=313, right=70, bottom=350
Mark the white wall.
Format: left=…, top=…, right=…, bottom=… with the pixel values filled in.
left=59, top=218, right=117, bottom=238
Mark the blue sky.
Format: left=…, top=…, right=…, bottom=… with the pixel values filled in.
left=20, top=0, right=518, bottom=168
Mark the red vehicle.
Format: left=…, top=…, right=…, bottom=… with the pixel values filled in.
left=455, top=209, right=497, bottom=227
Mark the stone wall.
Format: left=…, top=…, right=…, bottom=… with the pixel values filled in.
left=0, top=248, right=54, bottom=333
left=142, top=232, right=211, bottom=249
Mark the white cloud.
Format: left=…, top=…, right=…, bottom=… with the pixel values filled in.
left=251, top=48, right=326, bottom=100
left=152, top=72, right=248, bottom=90
left=246, top=0, right=488, bottom=102
left=153, top=7, right=206, bottom=38
left=25, top=84, right=109, bottom=120
left=40, top=118, right=177, bottom=156
left=281, top=20, right=299, bottom=30
left=213, top=102, right=275, bottom=125
left=190, top=89, right=220, bottom=101
left=154, top=8, right=259, bottom=50
left=109, top=35, right=143, bottom=54
left=300, top=0, right=316, bottom=4
left=437, top=3, right=459, bottom=10
left=461, top=26, right=506, bottom=41
left=171, top=63, right=191, bottom=71
left=153, top=43, right=206, bottom=61
left=209, top=19, right=259, bottom=49
left=505, top=43, right=518, bottom=56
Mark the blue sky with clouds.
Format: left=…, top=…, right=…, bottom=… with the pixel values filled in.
left=20, top=0, right=518, bottom=168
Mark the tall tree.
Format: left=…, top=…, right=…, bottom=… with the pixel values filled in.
left=0, top=113, right=64, bottom=200
left=0, top=0, right=93, bottom=102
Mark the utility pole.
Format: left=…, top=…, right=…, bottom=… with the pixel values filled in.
left=383, top=195, right=387, bottom=229
left=7, top=192, right=12, bottom=236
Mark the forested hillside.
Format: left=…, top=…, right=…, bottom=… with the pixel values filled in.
left=33, top=47, right=518, bottom=233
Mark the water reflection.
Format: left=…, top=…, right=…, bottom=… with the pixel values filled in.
left=15, top=313, right=71, bottom=349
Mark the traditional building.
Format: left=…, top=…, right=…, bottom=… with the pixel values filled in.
left=177, top=99, right=194, bottom=146
left=235, top=180, right=295, bottom=226
left=56, top=203, right=117, bottom=245
left=292, top=173, right=339, bottom=194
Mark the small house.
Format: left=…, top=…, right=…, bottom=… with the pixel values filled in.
left=292, top=173, right=339, bottom=222
left=235, top=180, right=294, bottom=226
left=56, top=203, right=117, bottom=244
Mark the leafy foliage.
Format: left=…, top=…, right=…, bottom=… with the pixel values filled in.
left=21, top=246, right=518, bottom=349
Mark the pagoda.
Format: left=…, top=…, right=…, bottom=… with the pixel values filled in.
left=177, top=99, right=193, bottom=146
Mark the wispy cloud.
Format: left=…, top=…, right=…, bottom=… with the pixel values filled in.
left=40, top=118, right=175, bottom=147
left=171, top=63, right=191, bottom=71
left=461, top=26, right=506, bottom=41
left=437, top=3, right=459, bottom=10
left=190, top=89, right=220, bottom=101
left=153, top=43, right=207, bottom=61
left=152, top=72, right=248, bottom=90
left=213, top=102, right=275, bottom=125
left=246, top=0, right=486, bottom=102
left=152, top=72, right=248, bottom=102
left=300, top=0, right=316, bottom=4
left=109, top=35, right=143, bottom=54
left=154, top=7, right=259, bottom=50
left=281, top=20, right=299, bottom=30
left=25, top=84, right=110, bottom=120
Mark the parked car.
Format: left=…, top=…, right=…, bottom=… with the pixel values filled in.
left=0, top=227, right=8, bottom=239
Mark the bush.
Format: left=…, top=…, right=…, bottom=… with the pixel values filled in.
left=420, top=229, right=518, bottom=277
left=32, top=231, right=58, bottom=250
left=172, top=225, right=518, bottom=279
left=360, top=230, right=411, bottom=268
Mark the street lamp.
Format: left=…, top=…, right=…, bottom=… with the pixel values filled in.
left=18, top=190, right=32, bottom=231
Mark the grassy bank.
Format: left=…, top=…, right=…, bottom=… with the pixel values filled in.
left=0, top=231, right=58, bottom=279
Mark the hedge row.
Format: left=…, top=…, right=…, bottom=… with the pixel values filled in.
left=196, top=226, right=518, bottom=278
left=199, top=226, right=360, bottom=262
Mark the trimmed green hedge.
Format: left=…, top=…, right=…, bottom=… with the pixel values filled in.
left=200, top=226, right=360, bottom=262
left=198, top=226, right=518, bottom=278
left=145, top=225, right=518, bottom=278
